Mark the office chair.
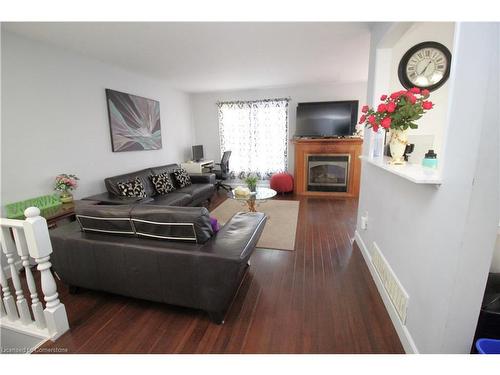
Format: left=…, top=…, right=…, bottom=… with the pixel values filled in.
left=211, top=151, right=232, bottom=191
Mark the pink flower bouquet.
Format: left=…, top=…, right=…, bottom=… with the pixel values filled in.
left=54, top=174, right=79, bottom=192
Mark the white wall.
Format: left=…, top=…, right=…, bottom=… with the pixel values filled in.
left=190, top=82, right=367, bottom=173
left=356, top=22, right=499, bottom=353
left=491, top=231, right=500, bottom=272
left=1, top=31, right=194, bottom=205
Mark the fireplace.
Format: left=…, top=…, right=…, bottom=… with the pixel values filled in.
left=307, top=154, right=350, bottom=192
left=293, top=138, right=362, bottom=197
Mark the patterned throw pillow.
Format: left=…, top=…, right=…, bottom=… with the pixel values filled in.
left=117, top=177, right=147, bottom=197
left=173, top=168, right=192, bottom=188
left=150, top=172, right=175, bottom=195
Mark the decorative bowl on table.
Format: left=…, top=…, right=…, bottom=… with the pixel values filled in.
left=234, top=186, right=251, bottom=198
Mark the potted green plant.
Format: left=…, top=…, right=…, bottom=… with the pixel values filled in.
left=245, top=175, right=258, bottom=192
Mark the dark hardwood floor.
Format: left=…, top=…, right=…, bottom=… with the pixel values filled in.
left=38, top=192, right=404, bottom=354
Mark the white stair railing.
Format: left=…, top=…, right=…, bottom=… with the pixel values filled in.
left=0, top=265, right=18, bottom=321
left=13, top=223, right=46, bottom=329
left=0, top=207, right=69, bottom=341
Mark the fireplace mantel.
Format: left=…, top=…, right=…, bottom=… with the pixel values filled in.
left=292, top=137, right=363, bottom=197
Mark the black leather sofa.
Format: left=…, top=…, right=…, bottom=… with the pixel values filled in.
left=83, top=163, right=216, bottom=207
left=50, top=203, right=267, bottom=323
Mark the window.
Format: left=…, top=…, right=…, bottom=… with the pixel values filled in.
left=217, top=98, right=289, bottom=179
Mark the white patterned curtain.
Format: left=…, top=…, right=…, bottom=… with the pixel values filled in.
left=217, top=98, right=289, bottom=179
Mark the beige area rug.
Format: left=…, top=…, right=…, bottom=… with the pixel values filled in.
left=210, top=199, right=300, bottom=251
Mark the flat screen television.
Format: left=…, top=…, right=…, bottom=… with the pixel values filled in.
left=295, top=100, right=358, bottom=137
left=192, top=145, right=204, bottom=161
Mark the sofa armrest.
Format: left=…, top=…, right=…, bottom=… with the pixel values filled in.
left=201, top=212, right=267, bottom=260
left=82, top=192, right=153, bottom=205
left=189, top=173, right=216, bottom=185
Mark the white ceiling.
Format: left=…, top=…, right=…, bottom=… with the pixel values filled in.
left=3, top=22, right=371, bottom=93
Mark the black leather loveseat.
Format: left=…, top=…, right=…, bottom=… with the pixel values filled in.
left=83, top=163, right=215, bottom=207
left=50, top=202, right=267, bottom=324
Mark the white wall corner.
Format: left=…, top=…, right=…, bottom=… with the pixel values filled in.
left=437, top=22, right=500, bottom=353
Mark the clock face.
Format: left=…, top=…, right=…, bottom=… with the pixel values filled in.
left=406, top=47, right=448, bottom=87
left=398, top=41, right=452, bottom=91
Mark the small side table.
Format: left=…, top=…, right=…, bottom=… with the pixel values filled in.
left=44, top=200, right=102, bottom=228
left=43, top=202, right=77, bottom=229
left=12, top=202, right=78, bottom=229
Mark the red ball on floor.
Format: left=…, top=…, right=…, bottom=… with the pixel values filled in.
left=270, top=172, right=294, bottom=193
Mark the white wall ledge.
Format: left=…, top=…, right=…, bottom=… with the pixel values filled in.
left=361, top=155, right=442, bottom=185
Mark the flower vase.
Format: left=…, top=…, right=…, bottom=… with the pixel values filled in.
left=389, top=129, right=409, bottom=165
left=60, top=191, right=73, bottom=204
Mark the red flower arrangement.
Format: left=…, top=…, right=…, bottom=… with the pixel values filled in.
left=359, top=88, right=434, bottom=132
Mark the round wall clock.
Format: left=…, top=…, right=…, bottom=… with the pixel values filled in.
left=398, top=41, right=452, bottom=92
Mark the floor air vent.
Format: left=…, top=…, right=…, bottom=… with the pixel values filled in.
left=371, top=242, right=409, bottom=324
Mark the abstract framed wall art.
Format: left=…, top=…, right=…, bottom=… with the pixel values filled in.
left=105, top=89, right=162, bottom=152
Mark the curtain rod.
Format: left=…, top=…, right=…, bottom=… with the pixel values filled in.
left=216, top=97, right=291, bottom=105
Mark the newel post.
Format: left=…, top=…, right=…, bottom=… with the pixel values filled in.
left=23, top=207, right=69, bottom=339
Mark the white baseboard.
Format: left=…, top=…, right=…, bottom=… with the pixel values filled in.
left=354, top=230, right=419, bottom=354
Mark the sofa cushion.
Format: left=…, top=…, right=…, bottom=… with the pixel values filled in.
left=75, top=204, right=135, bottom=236
left=150, top=163, right=178, bottom=176
left=117, top=177, right=147, bottom=198
left=189, top=173, right=216, bottom=185
left=173, top=168, right=192, bottom=188
left=148, top=192, right=192, bottom=206
left=82, top=192, right=153, bottom=205
left=131, top=205, right=214, bottom=244
left=177, top=183, right=214, bottom=202
left=150, top=172, right=175, bottom=195
left=105, top=168, right=155, bottom=197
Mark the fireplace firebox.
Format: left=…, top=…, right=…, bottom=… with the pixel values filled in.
left=307, top=154, right=350, bottom=192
